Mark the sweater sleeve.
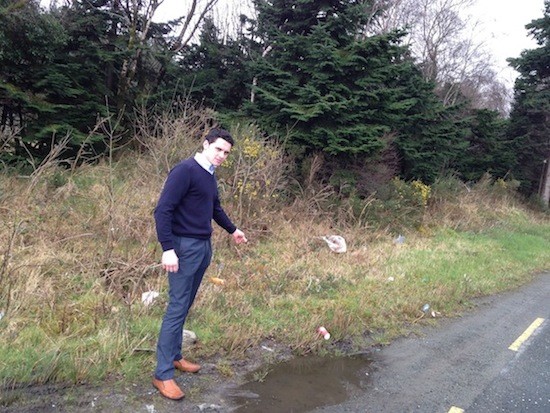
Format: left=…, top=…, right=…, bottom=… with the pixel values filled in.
left=154, top=164, right=190, bottom=251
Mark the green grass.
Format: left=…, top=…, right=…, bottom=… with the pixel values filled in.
left=187, top=221, right=550, bottom=355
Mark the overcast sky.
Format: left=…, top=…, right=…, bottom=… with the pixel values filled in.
left=468, top=0, right=545, bottom=87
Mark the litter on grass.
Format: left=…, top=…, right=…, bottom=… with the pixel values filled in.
left=183, top=329, right=197, bottom=345
left=321, top=235, right=347, bottom=253
left=317, top=326, right=331, bottom=340
left=141, top=291, right=159, bottom=306
left=209, top=276, right=226, bottom=285
left=394, top=234, right=405, bottom=244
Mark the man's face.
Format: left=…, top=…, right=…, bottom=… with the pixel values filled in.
left=202, top=137, right=232, bottom=167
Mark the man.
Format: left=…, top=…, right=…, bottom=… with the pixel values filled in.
left=152, top=128, right=247, bottom=400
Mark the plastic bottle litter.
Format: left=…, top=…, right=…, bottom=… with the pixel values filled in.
left=317, top=326, right=331, bottom=340
left=422, top=303, right=430, bottom=313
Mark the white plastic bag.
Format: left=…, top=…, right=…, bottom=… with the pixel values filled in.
left=321, top=235, right=347, bottom=253
left=141, top=291, right=160, bottom=306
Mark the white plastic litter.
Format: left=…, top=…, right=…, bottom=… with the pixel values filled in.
left=321, top=235, right=347, bottom=253
left=394, top=234, right=405, bottom=244
left=198, top=404, right=223, bottom=412
left=183, top=329, right=197, bottom=345
left=141, top=291, right=160, bottom=306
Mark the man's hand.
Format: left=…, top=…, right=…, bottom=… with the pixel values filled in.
left=161, top=249, right=179, bottom=273
left=232, top=229, right=247, bottom=244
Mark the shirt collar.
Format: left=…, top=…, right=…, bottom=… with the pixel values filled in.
left=194, top=152, right=215, bottom=175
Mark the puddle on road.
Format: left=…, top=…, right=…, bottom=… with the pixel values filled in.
left=228, top=354, right=372, bottom=412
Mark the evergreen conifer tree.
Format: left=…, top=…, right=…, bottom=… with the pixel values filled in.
left=172, top=17, right=252, bottom=112
left=507, top=1, right=550, bottom=196
left=0, top=0, right=116, bottom=162
left=0, top=0, right=68, bottom=161
left=458, top=109, right=513, bottom=182
left=245, top=0, right=467, bottom=184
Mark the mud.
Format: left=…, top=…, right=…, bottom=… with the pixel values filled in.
left=0, top=338, right=327, bottom=413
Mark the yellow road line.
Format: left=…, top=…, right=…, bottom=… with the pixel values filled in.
left=509, top=318, right=545, bottom=352
left=448, top=407, right=464, bottom=413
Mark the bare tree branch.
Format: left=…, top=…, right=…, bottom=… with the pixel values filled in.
left=170, top=0, right=219, bottom=52
left=365, top=0, right=509, bottom=113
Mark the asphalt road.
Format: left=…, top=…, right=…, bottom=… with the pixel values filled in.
left=314, top=272, right=550, bottom=413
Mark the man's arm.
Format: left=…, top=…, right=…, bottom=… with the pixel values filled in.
left=154, top=163, right=190, bottom=273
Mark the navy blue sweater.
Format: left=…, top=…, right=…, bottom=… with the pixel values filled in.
left=154, top=158, right=237, bottom=251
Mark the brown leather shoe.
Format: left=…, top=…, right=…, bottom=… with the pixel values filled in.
left=152, top=378, right=185, bottom=400
left=173, top=358, right=201, bottom=373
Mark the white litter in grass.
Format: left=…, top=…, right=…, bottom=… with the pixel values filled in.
left=394, top=234, right=405, bottom=244
left=321, top=235, right=347, bottom=253
left=183, top=329, right=197, bottom=345
left=141, top=291, right=159, bottom=306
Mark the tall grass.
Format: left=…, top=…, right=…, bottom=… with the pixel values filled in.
left=0, top=110, right=549, bottom=389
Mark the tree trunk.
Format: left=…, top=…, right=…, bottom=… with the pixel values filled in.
left=540, top=158, right=550, bottom=206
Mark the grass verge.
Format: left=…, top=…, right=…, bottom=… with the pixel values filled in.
left=1, top=123, right=549, bottom=390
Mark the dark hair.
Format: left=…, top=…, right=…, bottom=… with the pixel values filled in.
left=204, top=128, right=234, bottom=146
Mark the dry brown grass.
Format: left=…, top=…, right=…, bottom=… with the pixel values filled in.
left=427, top=174, right=532, bottom=231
